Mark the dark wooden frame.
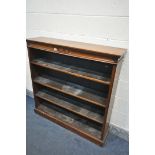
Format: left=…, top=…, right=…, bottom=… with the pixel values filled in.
left=27, top=37, right=126, bottom=146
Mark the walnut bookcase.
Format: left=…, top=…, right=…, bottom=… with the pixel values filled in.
left=27, top=37, right=126, bottom=146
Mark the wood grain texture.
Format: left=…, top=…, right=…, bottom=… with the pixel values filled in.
left=35, top=108, right=103, bottom=145
left=27, top=37, right=126, bottom=57
left=31, top=58, right=111, bottom=85
left=33, top=76, right=107, bottom=108
left=27, top=42, right=118, bottom=64
left=35, top=91, right=104, bottom=124
left=27, top=37, right=125, bottom=145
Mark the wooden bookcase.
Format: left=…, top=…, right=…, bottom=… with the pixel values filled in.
left=27, top=37, right=126, bottom=146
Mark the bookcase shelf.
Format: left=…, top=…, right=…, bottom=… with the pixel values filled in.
left=27, top=37, right=126, bottom=146
left=33, top=76, right=107, bottom=108
left=31, top=59, right=111, bottom=85
left=34, top=108, right=103, bottom=145
left=35, top=91, right=104, bottom=124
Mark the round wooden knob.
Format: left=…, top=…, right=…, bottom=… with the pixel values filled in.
left=53, top=48, right=58, bottom=51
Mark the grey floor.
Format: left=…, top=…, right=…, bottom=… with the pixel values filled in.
left=26, top=96, right=129, bottom=155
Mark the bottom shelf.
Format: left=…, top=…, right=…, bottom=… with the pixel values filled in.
left=35, top=103, right=104, bottom=145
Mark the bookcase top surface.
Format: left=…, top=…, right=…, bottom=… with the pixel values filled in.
left=27, top=37, right=126, bottom=57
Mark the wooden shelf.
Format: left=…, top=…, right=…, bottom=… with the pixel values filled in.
left=27, top=37, right=126, bottom=57
left=36, top=103, right=102, bottom=139
left=33, top=76, right=107, bottom=108
left=35, top=91, right=104, bottom=124
left=31, top=59, right=111, bottom=85
left=35, top=108, right=103, bottom=145
left=28, top=42, right=118, bottom=64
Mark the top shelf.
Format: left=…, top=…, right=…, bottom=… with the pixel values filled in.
left=31, top=59, right=111, bottom=85
left=28, top=43, right=118, bottom=64
left=27, top=37, right=126, bottom=58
